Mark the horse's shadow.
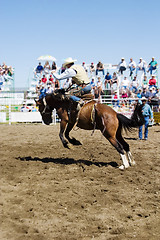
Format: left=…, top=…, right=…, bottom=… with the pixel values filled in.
left=18, top=156, right=118, bottom=168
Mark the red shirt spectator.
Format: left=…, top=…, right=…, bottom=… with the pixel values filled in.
left=49, top=75, right=54, bottom=83
left=41, top=75, right=47, bottom=84
left=114, top=94, right=118, bottom=99
left=121, top=90, right=128, bottom=98
left=149, top=75, right=156, bottom=86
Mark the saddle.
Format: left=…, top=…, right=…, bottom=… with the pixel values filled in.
left=68, top=86, right=94, bottom=99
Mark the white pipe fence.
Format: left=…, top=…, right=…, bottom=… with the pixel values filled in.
left=0, top=96, right=159, bottom=124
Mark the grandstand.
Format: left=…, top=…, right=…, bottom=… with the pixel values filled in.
left=0, top=60, right=160, bottom=124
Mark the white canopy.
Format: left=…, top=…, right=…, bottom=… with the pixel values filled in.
left=37, top=55, right=56, bottom=62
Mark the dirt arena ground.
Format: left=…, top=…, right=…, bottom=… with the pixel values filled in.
left=0, top=123, right=159, bottom=240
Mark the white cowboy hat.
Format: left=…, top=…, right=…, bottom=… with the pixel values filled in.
left=63, top=57, right=77, bottom=67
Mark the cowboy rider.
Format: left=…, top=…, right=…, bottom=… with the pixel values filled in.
left=51, top=57, right=91, bottom=102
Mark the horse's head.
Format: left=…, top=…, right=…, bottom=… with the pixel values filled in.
left=35, top=96, right=53, bottom=125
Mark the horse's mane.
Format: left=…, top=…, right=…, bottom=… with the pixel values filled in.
left=46, top=89, right=71, bottom=104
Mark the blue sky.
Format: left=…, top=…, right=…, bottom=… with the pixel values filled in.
left=0, top=0, right=160, bottom=88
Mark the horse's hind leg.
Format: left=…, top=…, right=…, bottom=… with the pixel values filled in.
left=65, top=122, right=82, bottom=145
left=116, top=130, right=136, bottom=166
left=103, top=131, right=130, bottom=170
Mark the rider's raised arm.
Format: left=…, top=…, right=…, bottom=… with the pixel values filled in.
left=52, top=68, right=76, bottom=80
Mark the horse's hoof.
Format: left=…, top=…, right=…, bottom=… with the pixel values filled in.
left=67, top=144, right=73, bottom=149
left=130, top=160, right=136, bottom=166
left=119, top=165, right=125, bottom=170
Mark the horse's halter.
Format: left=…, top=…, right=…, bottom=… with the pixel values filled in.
left=42, top=97, right=52, bottom=115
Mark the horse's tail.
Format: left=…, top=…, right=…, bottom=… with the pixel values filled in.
left=117, top=103, right=144, bottom=132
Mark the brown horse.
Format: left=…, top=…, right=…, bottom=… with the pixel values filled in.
left=36, top=92, right=144, bottom=170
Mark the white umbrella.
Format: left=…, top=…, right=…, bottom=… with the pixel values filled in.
left=37, top=55, right=56, bottom=62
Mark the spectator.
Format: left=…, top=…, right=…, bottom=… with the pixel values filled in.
left=0, top=72, right=4, bottom=84
left=121, top=89, right=128, bottom=98
left=130, top=76, right=138, bottom=93
left=136, top=57, right=147, bottom=75
left=39, top=85, right=46, bottom=99
left=148, top=75, right=157, bottom=89
left=128, top=89, right=136, bottom=98
left=35, top=62, right=43, bottom=74
left=141, top=87, right=150, bottom=98
left=82, top=62, right=87, bottom=72
left=138, top=97, right=153, bottom=140
left=137, top=89, right=142, bottom=98
left=2, top=62, right=7, bottom=71
left=3, top=70, right=9, bottom=82
left=142, top=75, right=148, bottom=89
left=55, top=79, right=60, bottom=90
left=96, top=61, right=105, bottom=76
left=151, top=86, right=156, bottom=95
left=36, top=80, right=42, bottom=96
left=90, top=78, right=96, bottom=91
left=128, top=58, right=136, bottom=76
left=8, top=66, right=13, bottom=76
left=49, top=74, right=55, bottom=89
left=60, top=64, right=65, bottom=73
left=89, top=62, right=95, bottom=75
left=121, top=76, right=130, bottom=89
left=104, top=72, right=112, bottom=89
left=44, top=61, right=51, bottom=74
left=148, top=88, right=155, bottom=98
left=49, top=74, right=54, bottom=83
left=0, top=66, right=3, bottom=74
left=155, top=88, right=160, bottom=99
left=112, top=72, right=118, bottom=90
left=94, top=87, right=100, bottom=100
left=96, top=77, right=103, bottom=98
left=21, top=104, right=30, bottom=112
left=46, top=83, right=54, bottom=94
left=118, top=57, right=127, bottom=75
left=112, top=90, right=119, bottom=107
left=31, top=104, right=38, bottom=112
left=51, top=61, right=57, bottom=70
left=147, top=57, right=158, bottom=75
left=63, top=78, right=72, bottom=89
left=41, top=74, right=47, bottom=84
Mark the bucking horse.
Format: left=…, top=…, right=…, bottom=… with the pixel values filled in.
left=36, top=90, right=144, bottom=170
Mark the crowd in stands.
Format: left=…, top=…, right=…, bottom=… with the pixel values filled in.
left=0, top=62, right=14, bottom=91
left=29, top=57, right=160, bottom=111
left=20, top=103, right=37, bottom=112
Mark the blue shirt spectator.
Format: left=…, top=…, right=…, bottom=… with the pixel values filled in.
left=39, top=86, right=46, bottom=99
left=142, top=102, right=153, bottom=118
left=36, top=62, right=44, bottom=73
left=90, top=78, right=96, bottom=88
left=137, top=89, right=142, bottom=98
left=139, top=97, right=153, bottom=140
left=141, top=88, right=150, bottom=98
left=104, top=72, right=112, bottom=88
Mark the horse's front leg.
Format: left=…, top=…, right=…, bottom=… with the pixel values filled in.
left=65, top=122, right=82, bottom=145
left=59, top=120, right=70, bottom=148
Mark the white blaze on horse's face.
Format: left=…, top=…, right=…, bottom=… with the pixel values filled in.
left=36, top=99, right=52, bottom=125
